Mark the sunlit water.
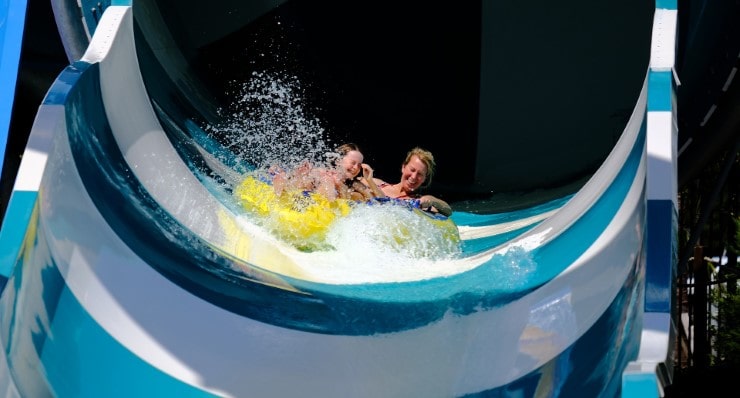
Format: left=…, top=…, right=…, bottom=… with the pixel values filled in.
left=204, top=71, right=337, bottom=171
left=203, top=71, right=540, bottom=285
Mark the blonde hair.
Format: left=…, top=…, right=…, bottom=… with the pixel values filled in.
left=403, top=147, right=436, bottom=188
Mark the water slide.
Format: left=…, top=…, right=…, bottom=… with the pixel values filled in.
left=0, top=1, right=677, bottom=396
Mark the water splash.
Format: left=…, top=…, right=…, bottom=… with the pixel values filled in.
left=289, top=210, right=540, bottom=285
left=207, top=71, right=466, bottom=271
left=204, top=71, right=335, bottom=171
left=326, top=204, right=461, bottom=260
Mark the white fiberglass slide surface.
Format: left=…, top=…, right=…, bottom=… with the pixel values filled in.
left=0, top=3, right=655, bottom=398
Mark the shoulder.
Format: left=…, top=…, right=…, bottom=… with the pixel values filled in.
left=374, top=178, right=389, bottom=187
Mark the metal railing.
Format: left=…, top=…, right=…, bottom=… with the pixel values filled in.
left=675, top=145, right=739, bottom=379
left=677, top=250, right=739, bottom=371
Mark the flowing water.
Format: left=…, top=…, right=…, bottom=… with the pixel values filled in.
left=199, top=70, right=546, bottom=286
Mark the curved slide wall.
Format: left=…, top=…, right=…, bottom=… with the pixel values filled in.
left=0, top=2, right=676, bottom=397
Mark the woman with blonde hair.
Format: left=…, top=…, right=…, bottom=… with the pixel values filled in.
left=371, top=147, right=452, bottom=216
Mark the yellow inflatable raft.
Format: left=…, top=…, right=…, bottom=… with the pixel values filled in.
left=234, top=175, right=460, bottom=253
left=234, top=176, right=351, bottom=250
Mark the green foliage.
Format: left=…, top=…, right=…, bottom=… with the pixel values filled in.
left=708, top=269, right=740, bottom=367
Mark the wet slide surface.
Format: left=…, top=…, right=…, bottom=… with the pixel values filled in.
left=0, top=1, right=663, bottom=397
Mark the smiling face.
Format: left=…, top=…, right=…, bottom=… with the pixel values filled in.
left=400, top=155, right=428, bottom=192
left=339, top=150, right=364, bottom=179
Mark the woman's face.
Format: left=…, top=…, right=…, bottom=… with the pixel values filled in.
left=340, top=150, right=364, bottom=178
left=400, top=155, right=428, bottom=192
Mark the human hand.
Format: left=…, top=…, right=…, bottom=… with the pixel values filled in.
left=361, top=163, right=374, bottom=178
left=419, top=195, right=433, bottom=210
left=419, top=194, right=452, bottom=216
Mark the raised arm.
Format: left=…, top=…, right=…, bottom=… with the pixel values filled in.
left=361, top=164, right=386, bottom=198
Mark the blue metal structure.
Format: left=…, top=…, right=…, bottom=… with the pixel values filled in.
left=0, top=0, right=27, bottom=174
